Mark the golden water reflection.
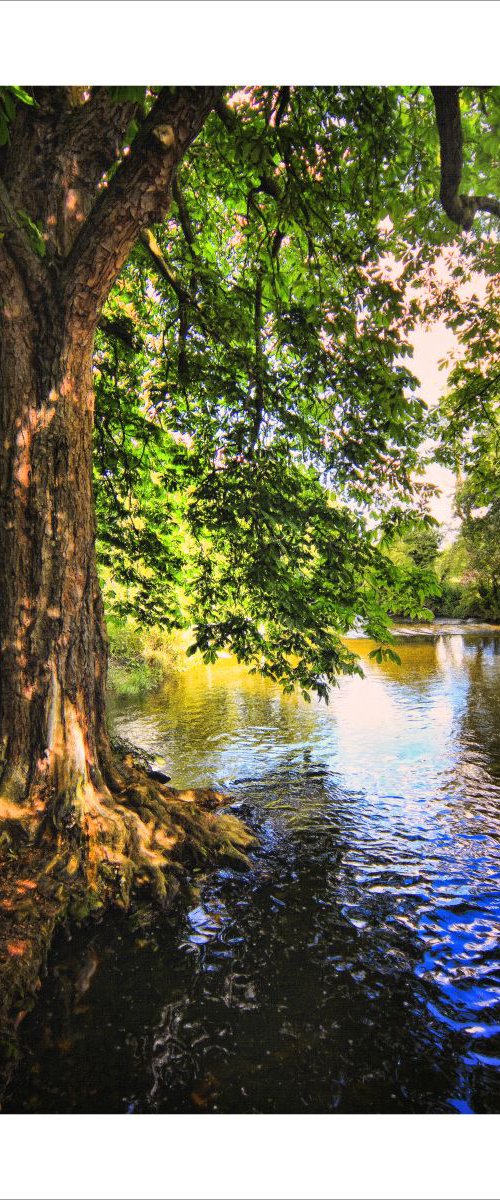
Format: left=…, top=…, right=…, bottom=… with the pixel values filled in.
left=109, top=631, right=500, bottom=815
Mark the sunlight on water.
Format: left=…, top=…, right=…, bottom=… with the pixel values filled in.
left=7, top=626, right=500, bottom=1113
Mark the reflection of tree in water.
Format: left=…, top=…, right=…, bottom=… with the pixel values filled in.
left=457, top=636, right=500, bottom=784
left=355, top=635, right=457, bottom=701
left=350, top=633, right=440, bottom=676
left=109, top=658, right=323, bottom=788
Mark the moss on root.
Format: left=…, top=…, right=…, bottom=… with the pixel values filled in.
left=0, top=752, right=256, bottom=1101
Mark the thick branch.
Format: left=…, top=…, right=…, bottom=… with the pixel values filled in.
left=3, top=87, right=141, bottom=260
left=51, top=88, right=141, bottom=256
left=64, top=87, right=139, bottom=186
left=475, top=194, right=500, bottom=219
left=64, top=87, right=221, bottom=325
left=431, top=86, right=500, bottom=230
left=1, top=88, right=73, bottom=220
left=213, top=97, right=238, bottom=131
left=0, top=175, right=48, bottom=303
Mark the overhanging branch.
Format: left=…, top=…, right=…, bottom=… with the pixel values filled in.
left=172, top=178, right=197, bottom=249
left=431, top=86, right=500, bottom=230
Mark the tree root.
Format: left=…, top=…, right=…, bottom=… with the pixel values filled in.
left=0, top=753, right=256, bottom=1100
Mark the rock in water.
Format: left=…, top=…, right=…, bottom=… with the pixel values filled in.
left=146, top=767, right=172, bottom=784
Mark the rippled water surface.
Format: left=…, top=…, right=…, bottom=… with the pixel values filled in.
left=6, top=627, right=500, bottom=1112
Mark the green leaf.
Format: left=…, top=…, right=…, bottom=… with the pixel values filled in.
left=16, top=209, right=46, bottom=257
left=8, top=85, right=34, bottom=106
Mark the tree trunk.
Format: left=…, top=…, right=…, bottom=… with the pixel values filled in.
left=0, top=269, right=253, bottom=1079
left=0, top=265, right=252, bottom=873
left=0, top=87, right=254, bottom=1086
left=0, top=270, right=109, bottom=820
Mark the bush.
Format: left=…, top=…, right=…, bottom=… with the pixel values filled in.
left=106, top=616, right=184, bottom=695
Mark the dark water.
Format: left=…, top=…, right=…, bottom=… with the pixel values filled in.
left=6, top=626, right=500, bottom=1113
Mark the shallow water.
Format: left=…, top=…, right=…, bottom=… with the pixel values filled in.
left=6, top=626, right=500, bottom=1112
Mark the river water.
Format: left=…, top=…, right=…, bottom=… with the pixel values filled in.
left=6, top=625, right=500, bottom=1112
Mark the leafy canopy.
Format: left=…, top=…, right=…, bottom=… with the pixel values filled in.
left=90, top=85, right=499, bottom=697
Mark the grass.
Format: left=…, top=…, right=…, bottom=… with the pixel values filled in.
left=106, top=616, right=186, bottom=695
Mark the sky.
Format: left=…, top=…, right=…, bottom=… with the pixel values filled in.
left=410, top=259, right=491, bottom=543
left=410, top=318, right=458, bottom=540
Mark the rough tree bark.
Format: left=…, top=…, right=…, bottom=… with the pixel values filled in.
left=0, top=87, right=253, bottom=1076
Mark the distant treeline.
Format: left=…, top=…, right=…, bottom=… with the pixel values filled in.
left=389, top=514, right=500, bottom=622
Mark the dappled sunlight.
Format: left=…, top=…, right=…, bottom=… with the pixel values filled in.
left=6, top=941, right=28, bottom=958
left=0, top=798, right=30, bottom=822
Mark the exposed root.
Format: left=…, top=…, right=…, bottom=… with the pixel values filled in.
left=0, top=752, right=256, bottom=1099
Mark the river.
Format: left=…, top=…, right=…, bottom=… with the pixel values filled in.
left=5, top=624, right=500, bottom=1112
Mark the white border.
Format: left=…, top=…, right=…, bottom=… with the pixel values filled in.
left=2, top=1113, right=500, bottom=1199
left=0, top=0, right=498, bottom=84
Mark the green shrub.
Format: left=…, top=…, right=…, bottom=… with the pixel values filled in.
left=106, top=616, right=184, bottom=695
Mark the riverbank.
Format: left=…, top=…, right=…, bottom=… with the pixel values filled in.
left=106, top=618, right=189, bottom=696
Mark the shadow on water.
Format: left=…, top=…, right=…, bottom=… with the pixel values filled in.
left=5, top=628, right=500, bottom=1112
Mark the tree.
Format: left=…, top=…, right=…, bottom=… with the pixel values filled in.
left=91, top=85, right=499, bottom=687
left=0, top=87, right=255, bottom=1068
left=0, top=84, right=498, bottom=1055
left=0, top=85, right=248, bottom=879
left=458, top=495, right=500, bottom=617
left=384, top=519, right=441, bottom=614
left=432, top=189, right=500, bottom=616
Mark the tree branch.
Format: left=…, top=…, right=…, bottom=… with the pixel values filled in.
left=2, top=87, right=141, bottom=260
left=97, top=313, right=142, bottom=352
left=52, top=88, right=141, bottom=254
left=213, top=97, right=238, bottom=131
left=172, top=178, right=197, bottom=247
left=2, top=88, right=73, bottom=217
left=140, top=228, right=193, bottom=304
left=139, top=224, right=242, bottom=360
left=62, top=89, right=141, bottom=193
left=274, top=87, right=291, bottom=128
left=63, top=87, right=221, bottom=326
left=431, top=86, right=500, bottom=230
left=0, top=174, right=48, bottom=302
left=475, top=194, right=500, bottom=219
left=251, top=272, right=265, bottom=454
